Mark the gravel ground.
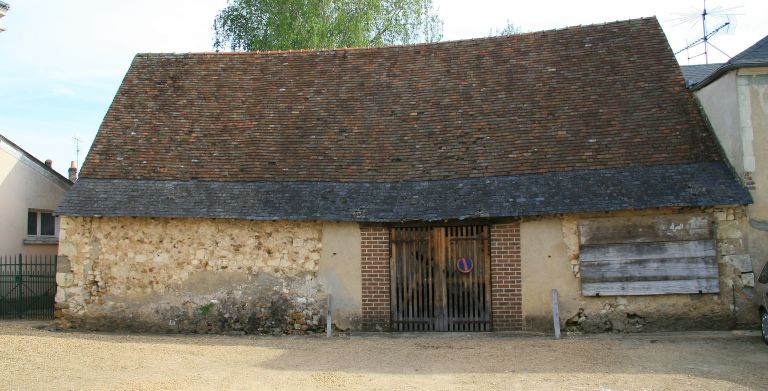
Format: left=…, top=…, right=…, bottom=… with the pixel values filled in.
left=0, top=321, right=766, bottom=391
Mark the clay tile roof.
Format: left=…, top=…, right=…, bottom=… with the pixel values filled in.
left=58, top=17, right=751, bottom=222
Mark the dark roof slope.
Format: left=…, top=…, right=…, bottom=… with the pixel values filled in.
left=681, top=63, right=724, bottom=86
left=689, top=34, right=768, bottom=90
left=63, top=162, right=749, bottom=222
left=59, top=17, right=750, bottom=221
left=729, top=34, right=768, bottom=65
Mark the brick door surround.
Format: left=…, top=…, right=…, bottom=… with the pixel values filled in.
left=360, top=222, right=522, bottom=331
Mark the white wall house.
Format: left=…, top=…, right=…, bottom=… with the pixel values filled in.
left=0, top=134, right=72, bottom=256
left=683, top=35, right=768, bottom=287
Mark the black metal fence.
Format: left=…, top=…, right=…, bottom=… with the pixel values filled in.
left=0, top=254, right=57, bottom=320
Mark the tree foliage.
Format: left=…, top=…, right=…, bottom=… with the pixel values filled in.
left=490, top=20, right=521, bottom=37
left=213, top=0, right=443, bottom=52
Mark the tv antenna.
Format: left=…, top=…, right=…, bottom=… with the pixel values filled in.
left=672, top=1, right=740, bottom=64
left=73, top=136, right=81, bottom=166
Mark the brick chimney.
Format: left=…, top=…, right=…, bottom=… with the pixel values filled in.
left=68, top=161, right=78, bottom=182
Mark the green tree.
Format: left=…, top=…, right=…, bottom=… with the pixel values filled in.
left=490, top=20, right=520, bottom=37
left=213, top=0, right=443, bottom=51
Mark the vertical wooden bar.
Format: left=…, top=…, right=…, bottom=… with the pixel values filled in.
left=389, top=229, right=398, bottom=331
left=395, top=230, right=401, bottom=331
left=423, top=229, right=428, bottom=331
left=456, top=227, right=462, bottom=332
left=448, top=227, right=454, bottom=331
left=403, top=228, right=409, bottom=331
left=485, top=226, right=492, bottom=331
left=462, top=227, right=468, bottom=332
left=468, top=226, right=474, bottom=331
left=402, top=228, right=408, bottom=331
left=435, top=227, right=447, bottom=331
left=466, top=227, right=472, bottom=331
left=456, top=228, right=461, bottom=332
left=481, top=226, right=491, bottom=331
left=445, top=227, right=451, bottom=331
left=444, top=227, right=457, bottom=331
left=468, top=226, right=476, bottom=331
left=431, top=228, right=437, bottom=331
left=417, top=228, right=424, bottom=331
left=413, top=228, right=419, bottom=332
left=406, top=228, right=416, bottom=331
left=413, top=228, right=419, bottom=331
left=416, top=228, right=422, bottom=331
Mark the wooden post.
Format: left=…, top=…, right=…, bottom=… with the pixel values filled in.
left=552, top=289, right=561, bottom=339
left=326, top=294, right=332, bottom=338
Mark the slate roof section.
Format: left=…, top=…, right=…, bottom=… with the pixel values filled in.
left=80, top=17, right=720, bottom=183
left=58, top=162, right=751, bottom=222
left=689, top=34, right=768, bottom=90
left=681, top=63, right=724, bottom=86
left=729, top=34, right=768, bottom=66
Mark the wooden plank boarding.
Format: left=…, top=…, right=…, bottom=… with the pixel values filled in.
left=580, top=240, right=716, bottom=262
left=582, top=279, right=719, bottom=296
left=578, top=214, right=719, bottom=296
left=579, top=214, right=712, bottom=245
left=580, top=257, right=718, bottom=283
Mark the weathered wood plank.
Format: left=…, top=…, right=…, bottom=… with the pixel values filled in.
left=580, top=256, right=718, bottom=283
left=580, top=240, right=715, bottom=262
left=582, top=278, right=719, bottom=296
left=579, top=214, right=711, bottom=245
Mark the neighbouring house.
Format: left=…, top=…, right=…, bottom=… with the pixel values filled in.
left=682, top=35, right=768, bottom=310
left=56, top=17, right=755, bottom=334
left=0, top=134, right=73, bottom=256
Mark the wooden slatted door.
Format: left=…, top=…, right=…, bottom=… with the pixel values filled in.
left=390, top=226, right=491, bottom=332
left=444, top=226, right=492, bottom=331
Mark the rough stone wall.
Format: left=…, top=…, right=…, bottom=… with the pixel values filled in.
left=55, top=216, right=328, bottom=334
left=522, top=207, right=758, bottom=334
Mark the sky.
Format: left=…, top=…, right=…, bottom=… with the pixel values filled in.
left=1, top=0, right=766, bottom=177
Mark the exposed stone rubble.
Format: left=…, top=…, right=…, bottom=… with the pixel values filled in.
left=55, top=217, right=329, bottom=334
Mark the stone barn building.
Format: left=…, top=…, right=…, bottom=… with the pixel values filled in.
left=56, top=17, right=755, bottom=334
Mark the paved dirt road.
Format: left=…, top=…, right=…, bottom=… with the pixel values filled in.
left=0, top=322, right=766, bottom=391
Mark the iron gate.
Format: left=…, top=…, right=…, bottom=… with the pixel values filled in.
left=390, top=226, right=491, bottom=331
left=0, top=254, right=57, bottom=320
